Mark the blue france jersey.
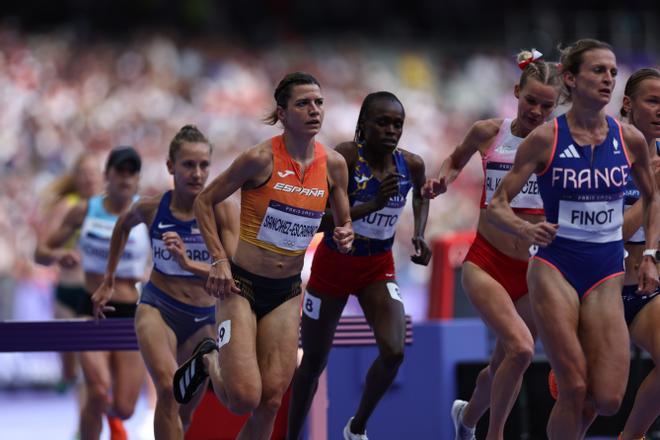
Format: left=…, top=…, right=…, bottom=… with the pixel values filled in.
left=623, top=140, right=660, bottom=244
left=150, top=191, right=212, bottom=278
left=537, top=114, right=631, bottom=244
left=324, top=145, right=413, bottom=255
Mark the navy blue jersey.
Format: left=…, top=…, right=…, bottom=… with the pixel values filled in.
left=537, top=114, right=631, bottom=244
left=324, top=145, right=413, bottom=255
left=623, top=140, right=660, bottom=244
left=150, top=191, right=211, bottom=278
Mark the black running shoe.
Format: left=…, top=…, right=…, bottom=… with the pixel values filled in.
left=173, top=337, right=218, bottom=404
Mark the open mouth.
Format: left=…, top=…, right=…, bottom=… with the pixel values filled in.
left=305, top=120, right=321, bottom=126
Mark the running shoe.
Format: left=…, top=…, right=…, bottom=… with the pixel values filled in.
left=451, top=399, right=476, bottom=440
left=343, top=417, right=368, bottom=440
left=173, top=337, right=218, bottom=404
left=548, top=369, right=558, bottom=400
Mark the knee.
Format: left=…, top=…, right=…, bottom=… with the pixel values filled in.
left=505, top=342, right=534, bottom=370
left=86, top=383, right=111, bottom=408
left=379, top=343, right=404, bottom=369
left=225, top=382, right=261, bottom=415
left=155, top=379, right=179, bottom=411
left=259, top=385, right=287, bottom=416
left=593, top=392, right=624, bottom=416
left=111, top=401, right=136, bottom=420
left=557, top=375, right=588, bottom=404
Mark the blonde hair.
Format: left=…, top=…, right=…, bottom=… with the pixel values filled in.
left=41, top=152, right=98, bottom=210
left=516, top=49, right=561, bottom=90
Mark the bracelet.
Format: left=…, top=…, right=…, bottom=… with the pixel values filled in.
left=211, top=258, right=228, bottom=267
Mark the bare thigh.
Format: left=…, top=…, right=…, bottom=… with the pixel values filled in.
left=463, top=262, right=534, bottom=348
left=579, top=275, right=629, bottom=410
left=217, top=294, right=260, bottom=396
left=527, top=260, right=585, bottom=386
left=257, top=294, right=303, bottom=403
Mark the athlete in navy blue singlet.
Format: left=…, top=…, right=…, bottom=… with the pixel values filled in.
left=91, top=126, right=239, bottom=439
left=488, top=40, right=660, bottom=439
left=288, top=92, right=430, bottom=440
left=617, top=68, right=660, bottom=440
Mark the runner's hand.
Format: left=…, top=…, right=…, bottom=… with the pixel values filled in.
left=91, top=279, right=116, bottom=320
left=411, top=236, right=432, bottom=265
left=163, top=231, right=189, bottom=269
left=520, top=221, right=558, bottom=247
left=637, top=257, right=659, bottom=295
left=206, top=260, right=240, bottom=300
left=422, top=177, right=448, bottom=199
left=333, top=225, right=354, bottom=254
left=374, top=173, right=402, bottom=209
left=56, top=249, right=80, bottom=269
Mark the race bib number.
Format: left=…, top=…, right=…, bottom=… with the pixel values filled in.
left=484, top=163, right=542, bottom=210
left=217, top=320, right=231, bottom=348
left=557, top=198, right=623, bottom=243
left=353, top=200, right=405, bottom=240
left=302, top=290, right=321, bottom=320
left=387, top=282, right=403, bottom=303
left=257, top=201, right=323, bottom=251
left=152, top=238, right=211, bottom=276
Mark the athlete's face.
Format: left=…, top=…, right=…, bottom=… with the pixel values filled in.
left=515, top=79, right=558, bottom=134
left=278, top=84, right=324, bottom=136
left=623, top=78, right=660, bottom=141
left=75, top=157, right=103, bottom=199
left=105, top=163, right=140, bottom=201
left=565, top=48, right=618, bottom=107
left=361, top=99, right=405, bottom=155
left=167, top=141, right=211, bottom=198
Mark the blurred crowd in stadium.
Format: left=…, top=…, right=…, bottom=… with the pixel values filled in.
left=0, top=24, right=642, bottom=321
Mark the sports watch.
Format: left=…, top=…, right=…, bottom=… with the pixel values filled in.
left=642, top=249, right=659, bottom=262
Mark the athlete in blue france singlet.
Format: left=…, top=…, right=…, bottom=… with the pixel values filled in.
left=621, top=140, right=660, bottom=323
left=149, top=190, right=212, bottom=278
left=323, top=144, right=413, bottom=256
left=534, top=114, right=631, bottom=298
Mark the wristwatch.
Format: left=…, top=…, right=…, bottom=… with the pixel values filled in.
left=642, top=249, right=659, bottom=262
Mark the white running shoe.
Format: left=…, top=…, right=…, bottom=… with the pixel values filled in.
left=343, top=417, right=368, bottom=440
left=451, top=399, right=476, bottom=440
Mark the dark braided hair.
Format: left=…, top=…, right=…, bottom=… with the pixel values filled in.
left=354, top=91, right=405, bottom=144
left=264, top=72, right=321, bottom=125
left=168, top=125, right=212, bottom=162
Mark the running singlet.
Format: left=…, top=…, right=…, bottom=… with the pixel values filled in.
left=324, top=144, right=412, bottom=256
left=150, top=191, right=211, bottom=278
left=537, top=114, right=631, bottom=243
left=240, top=135, right=329, bottom=256
left=623, top=140, right=660, bottom=244
left=78, top=195, right=150, bottom=278
left=480, top=118, right=544, bottom=215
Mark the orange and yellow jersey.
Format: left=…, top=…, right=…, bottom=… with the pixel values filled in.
left=240, top=135, right=329, bottom=256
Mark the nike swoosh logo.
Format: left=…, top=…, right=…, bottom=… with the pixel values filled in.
left=278, top=170, right=295, bottom=178
left=354, top=175, right=370, bottom=184
left=194, top=316, right=209, bottom=322
left=158, top=222, right=175, bottom=229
